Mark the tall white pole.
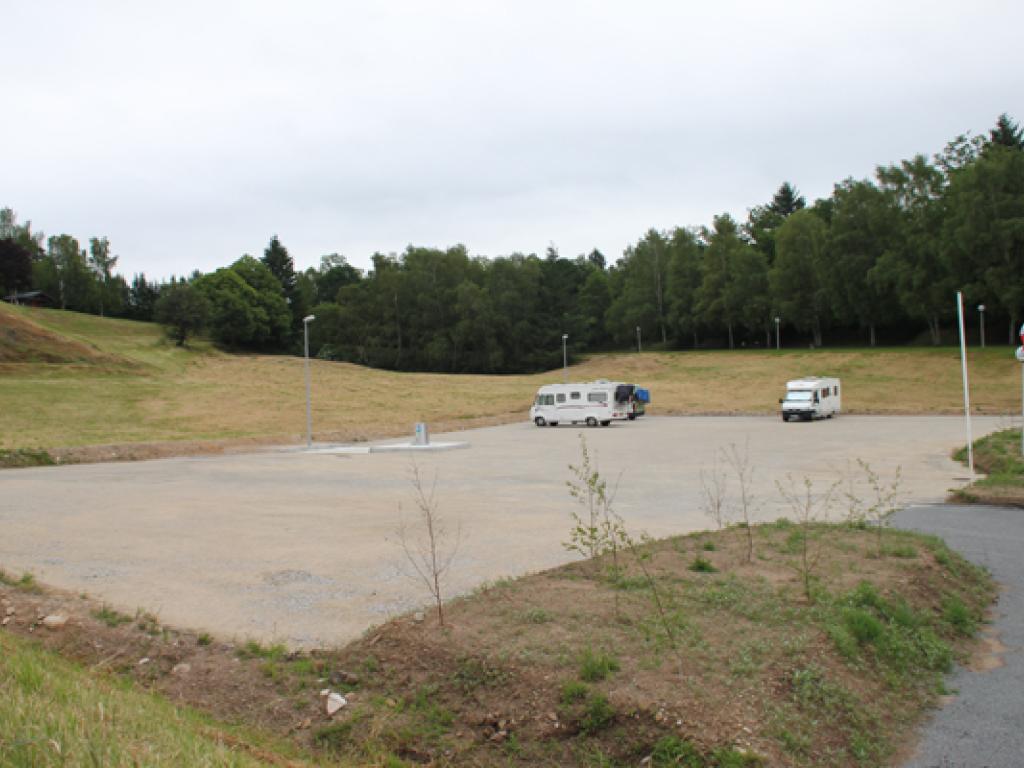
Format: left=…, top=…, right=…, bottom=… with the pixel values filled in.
left=303, top=315, right=315, bottom=448
left=562, top=334, right=568, bottom=383
left=956, top=292, right=974, bottom=474
left=1020, top=361, right=1023, bottom=458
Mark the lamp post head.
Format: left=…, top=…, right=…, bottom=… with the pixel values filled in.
left=303, top=315, right=316, bottom=323
left=978, top=304, right=985, bottom=313
left=774, top=316, right=780, bottom=324
left=562, top=334, right=568, bottom=341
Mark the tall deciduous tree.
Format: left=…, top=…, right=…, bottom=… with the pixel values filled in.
left=943, top=144, right=1024, bottom=342
left=771, top=209, right=830, bottom=346
left=198, top=256, right=291, bottom=349
left=697, top=215, right=765, bottom=349
left=0, top=238, right=33, bottom=297
left=873, top=155, right=951, bottom=344
left=154, top=280, right=210, bottom=346
left=665, top=227, right=703, bottom=348
left=825, top=180, right=900, bottom=346
left=606, top=229, right=671, bottom=345
left=88, top=237, right=120, bottom=316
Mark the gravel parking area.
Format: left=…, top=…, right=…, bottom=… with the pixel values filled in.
left=0, top=415, right=1001, bottom=647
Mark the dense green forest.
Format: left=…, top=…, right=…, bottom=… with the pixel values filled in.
left=2, top=115, right=1022, bottom=373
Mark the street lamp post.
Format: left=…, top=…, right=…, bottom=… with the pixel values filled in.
left=303, top=314, right=316, bottom=448
left=562, top=334, right=569, bottom=383
left=978, top=304, right=986, bottom=348
left=774, top=317, right=781, bottom=350
left=636, top=326, right=642, bottom=353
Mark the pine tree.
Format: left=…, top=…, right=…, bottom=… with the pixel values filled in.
left=988, top=113, right=1024, bottom=151
left=768, top=182, right=806, bottom=216
left=261, top=235, right=296, bottom=293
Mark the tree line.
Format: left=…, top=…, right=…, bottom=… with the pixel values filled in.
left=2, top=114, right=1021, bottom=373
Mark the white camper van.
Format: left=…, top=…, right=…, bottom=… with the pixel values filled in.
left=530, top=380, right=630, bottom=427
left=780, top=377, right=841, bottom=421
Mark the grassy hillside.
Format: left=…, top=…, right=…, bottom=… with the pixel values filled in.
left=0, top=631, right=320, bottom=768
left=1, top=522, right=996, bottom=767
left=1, top=302, right=1019, bottom=454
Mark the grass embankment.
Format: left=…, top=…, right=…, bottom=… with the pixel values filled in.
left=951, top=428, right=1024, bottom=505
left=2, top=302, right=1019, bottom=461
left=0, top=633, right=318, bottom=768
left=1, top=524, right=995, bottom=767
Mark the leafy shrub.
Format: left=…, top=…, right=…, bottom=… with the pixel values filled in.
left=942, top=596, right=977, bottom=636
left=560, top=680, right=589, bottom=705
left=650, top=735, right=703, bottom=767
left=579, top=648, right=620, bottom=682
left=579, top=694, right=615, bottom=734
left=843, top=608, right=884, bottom=646
left=689, top=557, right=718, bottom=573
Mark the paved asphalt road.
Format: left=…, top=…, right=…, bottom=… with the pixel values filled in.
left=894, top=504, right=1024, bottom=768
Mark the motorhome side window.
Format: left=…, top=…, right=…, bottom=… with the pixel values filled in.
left=834, top=386, right=839, bottom=396
left=537, top=394, right=554, bottom=406
left=556, top=393, right=566, bottom=403
left=570, top=391, right=581, bottom=400
left=821, top=388, right=829, bottom=398
left=588, top=391, right=607, bottom=403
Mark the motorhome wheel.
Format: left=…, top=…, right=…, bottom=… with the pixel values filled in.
left=534, top=416, right=546, bottom=427
left=601, top=420, right=611, bottom=427
left=586, top=417, right=598, bottom=427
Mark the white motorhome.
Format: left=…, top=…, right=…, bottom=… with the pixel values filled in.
left=780, top=377, right=841, bottom=421
left=530, top=380, right=631, bottom=427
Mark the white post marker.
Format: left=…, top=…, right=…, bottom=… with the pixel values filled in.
left=303, top=314, right=316, bottom=448
left=562, top=333, right=569, bottom=383
left=1017, top=322, right=1024, bottom=456
left=956, top=292, right=974, bottom=475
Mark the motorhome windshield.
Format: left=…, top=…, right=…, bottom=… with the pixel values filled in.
left=785, top=391, right=813, bottom=402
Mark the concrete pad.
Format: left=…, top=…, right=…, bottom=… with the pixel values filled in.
left=0, top=415, right=1003, bottom=648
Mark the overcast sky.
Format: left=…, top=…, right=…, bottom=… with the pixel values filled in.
left=4, top=1, right=1022, bottom=279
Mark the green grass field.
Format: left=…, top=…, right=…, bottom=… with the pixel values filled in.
left=2, top=302, right=1020, bottom=454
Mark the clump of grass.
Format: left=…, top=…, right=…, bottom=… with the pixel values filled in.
left=826, top=581, right=956, bottom=675
left=560, top=680, right=589, bottom=704
left=942, top=596, right=977, bottom=636
left=521, top=607, right=552, bottom=624
left=702, top=541, right=717, bottom=552
left=0, top=570, right=42, bottom=593
left=578, top=693, right=615, bottom=735
left=578, top=648, right=620, bottom=682
left=454, top=656, right=507, bottom=692
left=238, top=640, right=287, bottom=661
left=196, top=632, right=212, bottom=646
left=843, top=608, right=883, bottom=646
left=0, top=448, right=56, bottom=468
left=882, top=543, right=917, bottom=558
left=93, top=605, right=132, bottom=628
left=689, top=556, right=718, bottom=573
left=314, top=721, right=354, bottom=750
left=650, top=735, right=763, bottom=767
left=609, top=573, right=649, bottom=591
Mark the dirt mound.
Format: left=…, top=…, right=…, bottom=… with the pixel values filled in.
left=0, top=308, right=124, bottom=365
